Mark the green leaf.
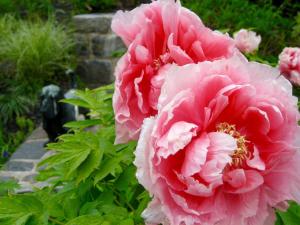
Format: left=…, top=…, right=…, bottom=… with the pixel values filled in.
left=64, top=119, right=101, bottom=129
left=40, top=130, right=105, bottom=183
left=94, top=156, right=123, bottom=184
left=119, top=218, right=134, bottom=225
left=65, top=215, right=104, bottom=225
left=115, top=165, right=137, bottom=192
left=79, top=202, right=100, bottom=216
left=277, top=202, right=300, bottom=225
left=76, top=148, right=103, bottom=183
left=0, top=195, right=48, bottom=225
left=15, top=213, right=32, bottom=225
left=0, top=179, right=20, bottom=195
left=135, top=191, right=150, bottom=220
left=61, top=98, right=90, bottom=108
left=275, top=212, right=284, bottom=225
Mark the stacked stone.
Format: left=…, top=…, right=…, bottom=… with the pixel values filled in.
left=73, top=13, right=126, bottom=88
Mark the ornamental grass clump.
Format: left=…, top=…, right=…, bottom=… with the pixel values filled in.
left=0, top=17, right=74, bottom=86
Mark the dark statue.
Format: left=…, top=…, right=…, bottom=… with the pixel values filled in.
left=40, top=70, right=85, bottom=145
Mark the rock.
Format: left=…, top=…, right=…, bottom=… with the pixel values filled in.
left=75, top=33, right=90, bottom=57
left=73, top=14, right=114, bottom=34
left=10, top=140, right=47, bottom=160
left=91, top=34, right=105, bottom=57
left=27, top=126, right=48, bottom=140
left=23, top=173, right=37, bottom=182
left=92, top=34, right=125, bottom=57
left=0, top=176, right=15, bottom=181
left=5, top=161, right=34, bottom=172
left=16, top=182, right=33, bottom=193
left=76, top=59, right=114, bottom=88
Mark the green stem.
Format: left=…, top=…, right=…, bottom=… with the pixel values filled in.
left=48, top=217, right=65, bottom=225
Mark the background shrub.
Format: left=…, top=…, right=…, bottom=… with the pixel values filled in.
left=181, top=0, right=300, bottom=63
left=0, top=17, right=74, bottom=87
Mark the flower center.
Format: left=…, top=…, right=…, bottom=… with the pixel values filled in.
left=153, top=51, right=172, bottom=70
left=216, top=122, right=250, bottom=167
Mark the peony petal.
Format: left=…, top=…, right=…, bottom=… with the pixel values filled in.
left=167, top=34, right=194, bottom=65
left=225, top=170, right=264, bottom=194
left=142, top=198, right=169, bottom=225
left=181, top=133, right=209, bottom=177
left=224, top=169, right=246, bottom=188
left=243, top=106, right=270, bottom=135
left=246, top=147, right=265, bottom=171
left=157, top=121, right=198, bottom=159
left=135, top=45, right=152, bottom=64
left=134, top=117, right=156, bottom=191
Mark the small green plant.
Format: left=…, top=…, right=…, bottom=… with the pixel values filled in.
left=0, top=15, right=19, bottom=38
left=181, top=0, right=298, bottom=63
left=0, top=85, right=149, bottom=225
left=0, top=0, right=53, bottom=19
left=292, top=12, right=300, bottom=42
left=0, top=17, right=74, bottom=85
left=0, top=115, right=34, bottom=165
left=0, top=80, right=35, bottom=124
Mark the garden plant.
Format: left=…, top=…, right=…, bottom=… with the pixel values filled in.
left=1, top=0, right=300, bottom=225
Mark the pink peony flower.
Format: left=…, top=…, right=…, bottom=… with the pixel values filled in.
left=233, top=29, right=261, bottom=54
left=134, top=56, right=300, bottom=225
left=112, top=0, right=237, bottom=143
left=278, top=47, right=300, bottom=86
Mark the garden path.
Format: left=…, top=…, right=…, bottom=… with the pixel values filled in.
left=0, top=126, right=50, bottom=193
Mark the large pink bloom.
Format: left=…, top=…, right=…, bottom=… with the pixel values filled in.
left=278, top=47, right=300, bottom=86
left=112, top=0, right=237, bottom=143
left=233, top=29, right=261, bottom=54
left=134, top=56, right=300, bottom=225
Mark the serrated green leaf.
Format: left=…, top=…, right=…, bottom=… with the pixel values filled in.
left=94, top=156, right=123, bottom=184
left=64, top=119, right=101, bottom=129
left=115, top=165, right=137, bottom=192
left=61, top=98, right=90, bottom=108
left=76, top=148, right=103, bottom=183
left=67, top=149, right=91, bottom=178
left=0, top=195, right=48, bottom=225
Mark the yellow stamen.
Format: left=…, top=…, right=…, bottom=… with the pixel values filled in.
left=153, top=59, right=161, bottom=69
left=216, top=122, right=250, bottom=167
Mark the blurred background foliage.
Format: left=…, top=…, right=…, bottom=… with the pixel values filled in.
left=181, top=0, right=300, bottom=63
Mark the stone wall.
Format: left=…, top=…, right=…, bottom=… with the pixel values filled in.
left=73, top=13, right=126, bottom=88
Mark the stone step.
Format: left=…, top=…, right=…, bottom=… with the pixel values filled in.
left=76, top=58, right=119, bottom=88
left=73, top=13, right=115, bottom=34
left=75, top=33, right=125, bottom=59
left=0, top=126, right=49, bottom=192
